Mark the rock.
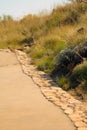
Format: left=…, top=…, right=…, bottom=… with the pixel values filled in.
left=68, top=98, right=81, bottom=105
left=75, top=121, right=87, bottom=127
left=83, top=119, right=87, bottom=124
left=53, top=100, right=63, bottom=107
left=43, top=92, right=56, bottom=98
left=69, top=114, right=82, bottom=121
left=64, top=108, right=74, bottom=115
left=48, top=96, right=59, bottom=102
left=60, top=104, right=69, bottom=110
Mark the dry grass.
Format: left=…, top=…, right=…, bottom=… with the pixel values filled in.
left=0, top=1, right=87, bottom=100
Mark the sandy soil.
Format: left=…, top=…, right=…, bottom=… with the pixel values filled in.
left=0, top=50, right=76, bottom=130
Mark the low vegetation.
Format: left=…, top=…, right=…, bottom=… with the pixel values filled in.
left=0, top=0, right=87, bottom=100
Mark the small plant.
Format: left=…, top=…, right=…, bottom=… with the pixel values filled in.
left=36, top=57, right=55, bottom=73
left=30, top=45, right=45, bottom=59
left=51, top=48, right=82, bottom=79
left=58, top=77, right=70, bottom=90
left=69, top=61, right=87, bottom=88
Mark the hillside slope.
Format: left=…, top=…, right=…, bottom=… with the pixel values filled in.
left=0, top=1, right=87, bottom=100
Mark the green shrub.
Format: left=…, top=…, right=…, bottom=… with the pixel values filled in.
left=55, top=48, right=82, bottom=65
left=74, top=40, right=87, bottom=58
left=69, top=61, right=87, bottom=88
left=51, top=48, right=82, bottom=79
left=58, top=77, right=70, bottom=90
left=36, top=57, right=55, bottom=73
left=81, top=80, right=87, bottom=92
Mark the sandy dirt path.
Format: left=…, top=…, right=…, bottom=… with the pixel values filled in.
left=0, top=50, right=76, bottom=130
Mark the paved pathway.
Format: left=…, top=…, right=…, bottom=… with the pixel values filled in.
left=0, top=50, right=76, bottom=130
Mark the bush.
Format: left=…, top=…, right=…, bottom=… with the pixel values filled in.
left=56, top=48, right=82, bottom=66
left=51, top=48, right=82, bottom=79
left=58, top=77, right=70, bottom=90
left=81, top=80, right=87, bottom=92
left=74, top=40, right=87, bottom=58
left=36, top=56, right=55, bottom=73
left=69, top=61, right=87, bottom=88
